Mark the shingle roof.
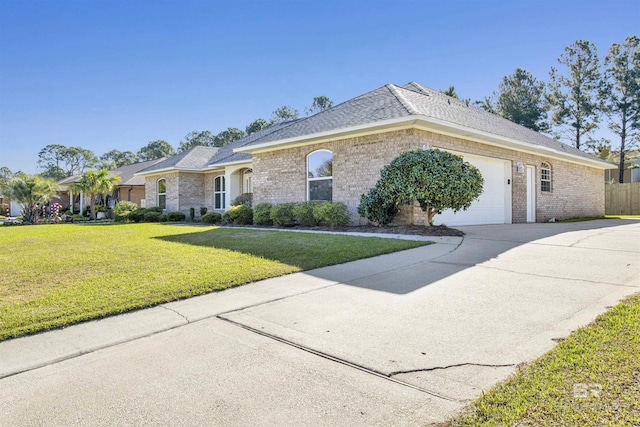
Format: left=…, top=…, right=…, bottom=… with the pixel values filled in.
left=110, top=158, right=166, bottom=186
left=138, top=146, right=219, bottom=173
left=232, top=82, right=606, bottom=164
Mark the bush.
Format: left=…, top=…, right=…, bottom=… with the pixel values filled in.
left=293, top=201, right=323, bottom=226
left=114, top=212, right=131, bottom=222
left=127, top=209, right=146, bottom=223
left=315, top=202, right=350, bottom=227
left=160, top=214, right=167, bottom=222
left=0, top=204, right=8, bottom=216
left=254, top=203, right=273, bottom=226
left=144, top=211, right=162, bottom=222
left=222, top=204, right=253, bottom=225
left=189, top=207, right=195, bottom=221
left=232, top=193, right=253, bottom=207
left=271, top=203, right=297, bottom=227
left=166, top=211, right=186, bottom=222
left=114, top=201, right=137, bottom=215
left=201, top=211, right=222, bottom=224
left=200, top=207, right=208, bottom=216
left=358, top=186, right=399, bottom=226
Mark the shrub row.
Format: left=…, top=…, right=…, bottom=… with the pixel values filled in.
left=113, top=204, right=187, bottom=223
left=255, top=201, right=350, bottom=228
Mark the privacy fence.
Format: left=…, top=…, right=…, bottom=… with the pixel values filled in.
left=605, top=182, right=640, bottom=215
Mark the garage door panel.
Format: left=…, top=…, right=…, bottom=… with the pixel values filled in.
left=433, top=155, right=510, bottom=226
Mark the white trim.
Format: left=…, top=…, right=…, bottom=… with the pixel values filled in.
left=526, top=165, right=536, bottom=222
left=234, top=115, right=615, bottom=170
left=134, top=167, right=203, bottom=177
left=213, top=175, right=226, bottom=210
left=306, top=149, right=333, bottom=201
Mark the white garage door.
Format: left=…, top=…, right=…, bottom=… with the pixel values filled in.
left=433, top=153, right=512, bottom=226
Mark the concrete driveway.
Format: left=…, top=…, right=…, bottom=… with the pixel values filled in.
left=1, top=219, right=639, bottom=425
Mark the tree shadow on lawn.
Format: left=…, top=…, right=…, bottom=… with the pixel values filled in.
left=152, top=226, right=430, bottom=273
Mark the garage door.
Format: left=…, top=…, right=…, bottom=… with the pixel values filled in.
left=433, top=153, right=511, bottom=226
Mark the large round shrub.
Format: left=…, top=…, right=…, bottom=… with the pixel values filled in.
left=359, top=149, right=483, bottom=226
left=254, top=203, right=273, bottom=225
left=231, top=193, right=253, bottom=208
left=358, top=186, right=399, bottom=226
left=270, top=203, right=297, bottom=226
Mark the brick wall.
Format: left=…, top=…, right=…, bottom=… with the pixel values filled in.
left=253, top=128, right=605, bottom=224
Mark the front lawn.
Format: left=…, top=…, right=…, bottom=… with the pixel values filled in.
left=0, top=223, right=429, bottom=341
left=445, top=293, right=640, bottom=426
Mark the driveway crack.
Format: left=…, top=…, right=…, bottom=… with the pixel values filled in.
left=160, top=306, right=190, bottom=323
left=388, top=362, right=516, bottom=377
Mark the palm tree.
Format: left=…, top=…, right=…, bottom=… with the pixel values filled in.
left=71, top=169, right=120, bottom=220
left=2, top=174, right=58, bottom=224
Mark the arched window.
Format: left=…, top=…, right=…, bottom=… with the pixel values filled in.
left=244, top=169, right=253, bottom=194
left=214, top=176, right=226, bottom=209
left=307, top=150, right=332, bottom=201
left=541, top=162, right=551, bottom=192
left=157, top=179, right=166, bottom=209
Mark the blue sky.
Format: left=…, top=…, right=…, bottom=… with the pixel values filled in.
left=1, top=0, right=638, bottom=174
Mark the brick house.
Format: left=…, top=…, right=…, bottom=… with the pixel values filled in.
left=137, top=82, right=614, bottom=226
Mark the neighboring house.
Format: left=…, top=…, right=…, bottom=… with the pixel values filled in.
left=604, top=158, right=640, bottom=183
left=57, top=158, right=165, bottom=212
left=0, top=195, right=21, bottom=217
left=137, top=82, right=615, bottom=226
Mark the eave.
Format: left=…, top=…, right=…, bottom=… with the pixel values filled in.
left=234, top=115, right=616, bottom=170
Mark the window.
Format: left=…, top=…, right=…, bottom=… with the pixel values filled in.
left=244, top=169, right=253, bottom=194
left=157, top=179, right=166, bottom=209
left=541, top=163, right=551, bottom=192
left=307, top=150, right=333, bottom=201
left=214, top=176, right=226, bottom=209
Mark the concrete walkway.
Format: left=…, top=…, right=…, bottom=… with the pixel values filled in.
left=1, top=220, right=639, bottom=425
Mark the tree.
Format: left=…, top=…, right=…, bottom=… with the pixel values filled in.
left=494, top=68, right=550, bottom=132
left=305, top=96, right=334, bottom=115
left=441, top=86, right=459, bottom=99
left=137, top=140, right=175, bottom=161
left=178, top=130, right=215, bottom=152
left=548, top=40, right=602, bottom=149
left=358, top=149, right=484, bottom=226
left=37, top=145, right=97, bottom=180
left=245, top=118, right=270, bottom=135
left=474, top=96, right=497, bottom=114
left=602, top=35, right=640, bottom=183
left=99, top=150, right=138, bottom=170
left=214, top=128, right=245, bottom=147
left=0, top=166, right=14, bottom=191
left=71, top=169, right=120, bottom=220
left=2, top=174, right=57, bottom=223
left=270, top=106, right=299, bottom=124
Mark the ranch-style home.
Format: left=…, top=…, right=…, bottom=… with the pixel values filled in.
left=136, top=82, right=614, bottom=226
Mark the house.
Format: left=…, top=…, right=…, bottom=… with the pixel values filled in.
left=57, top=158, right=164, bottom=213
left=137, top=82, right=615, bottom=226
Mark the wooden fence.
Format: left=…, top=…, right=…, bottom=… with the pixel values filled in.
left=605, top=182, right=640, bottom=215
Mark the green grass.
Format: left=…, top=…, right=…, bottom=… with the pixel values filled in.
left=445, top=293, right=640, bottom=426
left=0, top=223, right=429, bottom=341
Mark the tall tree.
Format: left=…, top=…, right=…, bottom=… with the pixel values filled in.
left=178, top=130, right=216, bottom=152
left=2, top=174, right=57, bottom=223
left=270, top=106, right=299, bottom=124
left=0, top=166, right=14, bottom=192
left=37, top=145, right=97, bottom=180
left=548, top=40, right=602, bottom=149
left=137, top=140, right=176, bottom=161
left=214, top=128, right=246, bottom=147
left=495, top=68, right=550, bottom=132
left=245, top=118, right=270, bottom=135
left=71, top=169, right=120, bottom=220
left=99, top=150, right=138, bottom=170
left=305, top=96, right=334, bottom=115
left=441, top=86, right=459, bottom=99
left=601, top=35, right=640, bottom=183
